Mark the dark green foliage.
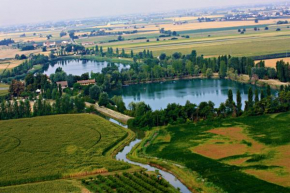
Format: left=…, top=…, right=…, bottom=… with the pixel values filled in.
left=89, top=85, right=102, bottom=100
left=276, top=60, right=290, bottom=82
left=99, top=92, right=109, bottom=106
left=21, top=45, right=35, bottom=51
left=0, top=38, right=14, bottom=46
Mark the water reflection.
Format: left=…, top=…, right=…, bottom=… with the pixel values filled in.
left=109, top=79, right=277, bottom=110
left=44, top=59, right=129, bottom=76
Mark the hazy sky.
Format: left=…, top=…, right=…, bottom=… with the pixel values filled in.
left=0, top=0, right=280, bottom=26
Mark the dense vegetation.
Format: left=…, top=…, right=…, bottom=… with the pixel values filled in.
left=0, top=73, right=86, bottom=121
left=82, top=172, right=179, bottom=193
left=0, top=114, right=130, bottom=186
left=0, top=38, right=14, bottom=46
left=144, top=112, right=290, bottom=193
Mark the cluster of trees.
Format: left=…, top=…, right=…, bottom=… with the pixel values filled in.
left=0, top=73, right=86, bottom=121
left=251, top=60, right=277, bottom=79
left=0, top=54, right=49, bottom=82
left=0, top=38, right=14, bottom=46
left=128, top=85, right=290, bottom=129
left=277, top=20, right=289, bottom=24
left=21, top=45, right=35, bottom=51
left=0, top=95, right=85, bottom=121
left=276, top=60, right=290, bottom=82
left=15, top=54, right=27, bottom=60
left=60, top=31, right=67, bottom=37
left=159, top=28, right=178, bottom=36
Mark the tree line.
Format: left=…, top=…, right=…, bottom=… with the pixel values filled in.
left=0, top=38, right=14, bottom=46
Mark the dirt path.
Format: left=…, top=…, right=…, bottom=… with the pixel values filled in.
left=85, top=102, right=133, bottom=124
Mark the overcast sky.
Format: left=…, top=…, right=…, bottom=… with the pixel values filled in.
left=0, top=0, right=282, bottom=26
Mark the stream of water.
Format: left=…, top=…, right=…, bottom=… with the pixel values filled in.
left=110, top=118, right=191, bottom=193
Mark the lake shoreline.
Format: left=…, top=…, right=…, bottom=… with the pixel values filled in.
left=52, top=57, right=288, bottom=90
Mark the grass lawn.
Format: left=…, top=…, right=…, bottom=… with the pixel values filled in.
left=0, top=114, right=132, bottom=186
left=139, top=112, right=290, bottom=193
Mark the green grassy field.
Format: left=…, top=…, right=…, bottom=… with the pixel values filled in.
left=139, top=112, right=290, bottom=193
left=0, top=114, right=132, bottom=186
left=0, top=180, right=81, bottom=193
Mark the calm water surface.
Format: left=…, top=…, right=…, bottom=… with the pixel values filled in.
left=44, top=60, right=128, bottom=76
left=109, top=79, right=277, bottom=110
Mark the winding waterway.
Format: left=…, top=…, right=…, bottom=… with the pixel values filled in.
left=109, top=118, right=191, bottom=193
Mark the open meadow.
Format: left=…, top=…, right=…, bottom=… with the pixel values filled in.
left=0, top=114, right=133, bottom=187
left=142, top=112, right=290, bottom=192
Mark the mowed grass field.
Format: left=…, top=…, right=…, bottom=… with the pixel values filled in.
left=144, top=112, right=290, bottom=193
left=0, top=114, right=132, bottom=186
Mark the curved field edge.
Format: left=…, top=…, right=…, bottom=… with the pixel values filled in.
left=0, top=114, right=138, bottom=187
left=128, top=112, right=290, bottom=193
left=127, top=129, right=225, bottom=193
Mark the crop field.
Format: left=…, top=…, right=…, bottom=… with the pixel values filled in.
left=0, top=47, right=42, bottom=59
left=82, top=172, right=179, bottom=193
left=0, top=114, right=132, bottom=186
left=2, top=15, right=290, bottom=58
left=106, top=28, right=290, bottom=57
left=144, top=112, right=290, bottom=193
left=0, top=180, right=82, bottom=193
left=0, top=59, right=23, bottom=73
left=79, top=17, right=290, bottom=57
left=255, top=57, right=290, bottom=68
left=0, top=30, right=68, bottom=43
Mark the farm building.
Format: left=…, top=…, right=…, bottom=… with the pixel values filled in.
left=77, top=79, right=96, bottom=86
left=43, top=41, right=56, bottom=47
left=56, top=81, right=68, bottom=89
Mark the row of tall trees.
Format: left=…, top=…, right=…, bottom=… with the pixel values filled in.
left=0, top=95, right=85, bottom=121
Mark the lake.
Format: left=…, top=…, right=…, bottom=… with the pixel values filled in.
left=44, top=59, right=129, bottom=76
left=109, top=79, right=277, bottom=110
